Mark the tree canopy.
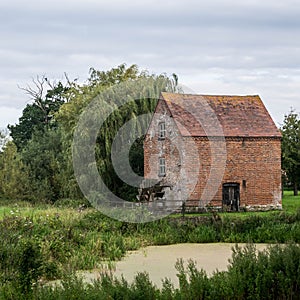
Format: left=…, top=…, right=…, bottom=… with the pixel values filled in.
left=281, top=109, right=300, bottom=195
left=8, top=77, right=68, bottom=150
left=1, top=65, right=300, bottom=202
left=1, top=64, right=177, bottom=202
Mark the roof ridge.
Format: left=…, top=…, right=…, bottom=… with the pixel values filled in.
left=162, top=92, right=260, bottom=98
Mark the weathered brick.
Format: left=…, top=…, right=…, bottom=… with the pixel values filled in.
left=144, top=93, right=282, bottom=211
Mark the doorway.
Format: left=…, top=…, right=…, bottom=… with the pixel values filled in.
left=222, top=183, right=240, bottom=211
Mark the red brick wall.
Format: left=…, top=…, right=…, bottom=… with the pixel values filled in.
left=189, top=137, right=282, bottom=208
left=144, top=99, right=282, bottom=209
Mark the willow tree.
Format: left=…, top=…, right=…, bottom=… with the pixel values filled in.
left=5, top=64, right=178, bottom=202
left=56, top=64, right=179, bottom=201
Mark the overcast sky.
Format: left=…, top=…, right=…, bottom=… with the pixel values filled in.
left=0, top=0, right=299, bottom=129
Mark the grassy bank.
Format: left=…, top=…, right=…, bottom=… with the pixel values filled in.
left=0, top=192, right=300, bottom=297
left=2, top=244, right=300, bottom=300
left=282, top=189, right=300, bottom=212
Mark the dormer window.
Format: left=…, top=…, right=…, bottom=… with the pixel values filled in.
left=158, top=122, right=166, bottom=139
left=159, top=157, right=166, bottom=176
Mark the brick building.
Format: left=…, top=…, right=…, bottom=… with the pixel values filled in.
left=143, top=92, right=282, bottom=212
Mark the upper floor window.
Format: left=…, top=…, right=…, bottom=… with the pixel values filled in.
left=159, top=157, right=166, bottom=176
left=158, top=122, right=166, bottom=139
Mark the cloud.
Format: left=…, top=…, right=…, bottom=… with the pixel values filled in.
left=0, top=0, right=299, bottom=127
left=0, top=106, right=23, bottom=128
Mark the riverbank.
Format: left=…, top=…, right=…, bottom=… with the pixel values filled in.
left=80, top=243, right=270, bottom=288
left=1, top=193, right=300, bottom=298
left=27, top=243, right=300, bottom=299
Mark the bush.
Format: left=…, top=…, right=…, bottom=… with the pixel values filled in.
left=17, top=239, right=42, bottom=295
left=2, top=203, right=300, bottom=297
left=188, top=226, right=218, bottom=243
left=2, top=243, right=300, bottom=299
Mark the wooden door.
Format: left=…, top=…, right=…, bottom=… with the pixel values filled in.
left=222, top=183, right=240, bottom=211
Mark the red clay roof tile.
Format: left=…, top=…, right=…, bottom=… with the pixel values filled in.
left=161, top=92, right=281, bottom=138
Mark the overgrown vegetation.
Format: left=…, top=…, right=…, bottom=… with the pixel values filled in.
left=281, top=109, right=300, bottom=195
left=1, top=244, right=300, bottom=299
left=0, top=192, right=300, bottom=297
left=1, top=64, right=300, bottom=297
left=0, top=64, right=178, bottom=202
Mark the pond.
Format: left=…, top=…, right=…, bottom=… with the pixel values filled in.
left=80, top=243, right=269, bottom=288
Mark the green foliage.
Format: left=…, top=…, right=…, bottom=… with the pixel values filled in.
left=0, top=142, right=30, bottom=199
left=8, top=103, right=45, bottom=150
left=281, top=109, right=300, bottom=195
left=8, top=80, right=67, bottom=151
left=17, top=239, right=42, bottom=295
left=2, top=244, right=300, bottom=299
left=3, top=64, right=178, bottom=203
left=88, top=64, right=139, bottom=87
left=56, top=64, right=177, bottom=201
left=187, top=225, right=218, bottom=243
left=21, top=128, right=65, bottom=202
left=0, top=196, right=300, bottom=298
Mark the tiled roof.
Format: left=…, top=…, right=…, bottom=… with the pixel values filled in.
left=161, top=92, right=281, bottom=138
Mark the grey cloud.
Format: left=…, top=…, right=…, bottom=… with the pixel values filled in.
left=0, top=0, right=299, bottom=127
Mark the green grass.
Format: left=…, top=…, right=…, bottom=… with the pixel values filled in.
left=1, top=191, right=300, bottom=298
left=0, top=191, right=299, bottom=284
left=282, top=189, right=300, bottom=212
left=1, top=190, right=299, bottom=221
left=171, top=190, right=300, bottom=219
left=0, top=198, right=93, bottom=221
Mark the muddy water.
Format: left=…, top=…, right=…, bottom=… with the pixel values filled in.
left=81, top=243, right=269, bottom=288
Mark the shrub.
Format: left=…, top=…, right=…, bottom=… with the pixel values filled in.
left=17, top=239, right=42, bottom=295
left=188, top=226, right=218, bottom=243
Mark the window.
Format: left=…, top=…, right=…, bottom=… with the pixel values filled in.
left=159, top=157, right=166, bottom=176
left=158, top=122, right=166, bottom=139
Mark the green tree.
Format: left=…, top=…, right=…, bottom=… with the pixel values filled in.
left=0, top=142, right=30, bottom=199
left=281, top=109, right=300, bottom=195
left=57, top=64, right=178, bottom=200
left=4, top=64, right=178, bottom=202
left=8, top=77, right=68, bottom=150
left=20, top=128, right=65, bottom=202
left=5, top=77, right=71, bottom=202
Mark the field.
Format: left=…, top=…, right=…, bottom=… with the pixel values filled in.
left=0, top=192, right=300, bottom=299
left=282, top=189, right=300, bottom=211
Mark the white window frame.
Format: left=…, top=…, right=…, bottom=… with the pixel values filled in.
left=158, top=122, right=166, bottom=139
left=159, top=157, right=166, bottom=176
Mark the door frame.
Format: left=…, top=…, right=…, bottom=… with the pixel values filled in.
left=222, top=182, right=240, bottom=211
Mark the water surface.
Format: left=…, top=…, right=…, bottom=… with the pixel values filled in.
left=83, top=243, right=269, bottom=288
